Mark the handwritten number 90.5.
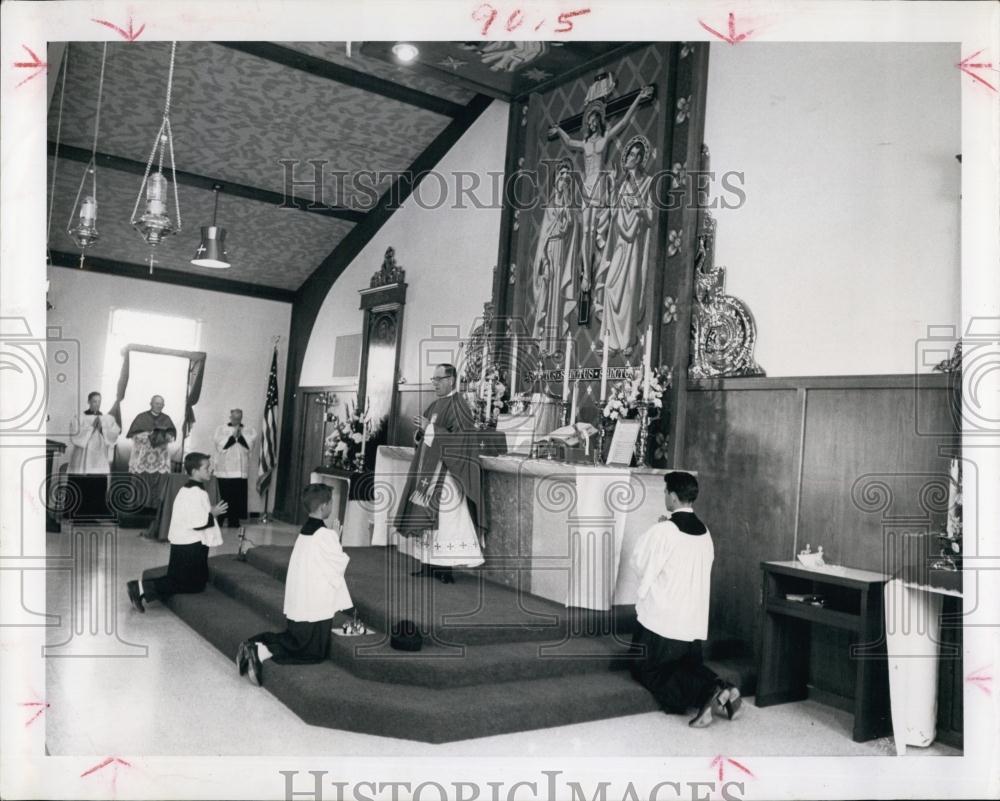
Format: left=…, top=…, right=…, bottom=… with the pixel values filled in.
left=472, top=4, right=591, bottom=36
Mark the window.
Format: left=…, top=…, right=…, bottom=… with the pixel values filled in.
left=101, top=309, right=201, bottom=401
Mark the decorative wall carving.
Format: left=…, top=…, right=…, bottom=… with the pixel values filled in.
left=688, top=205, right=765, bottom=380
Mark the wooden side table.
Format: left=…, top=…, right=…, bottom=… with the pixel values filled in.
left=756, top=560, right=893, bottom=742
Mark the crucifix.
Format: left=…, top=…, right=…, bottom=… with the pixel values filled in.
left=546, top=84, right=656, bottom=326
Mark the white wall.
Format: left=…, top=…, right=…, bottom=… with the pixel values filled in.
left=47, top=269, right=291, bottom=512
left=705, top=43, right=960, bottom=376
left=300, top=100, right=509, bottom=388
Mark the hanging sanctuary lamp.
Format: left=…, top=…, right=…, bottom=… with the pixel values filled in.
left=130, top=41, right=182, bottom=274
left=66, top=42, right=109, bottom=268
left=190, top=184, right=230, bottom=269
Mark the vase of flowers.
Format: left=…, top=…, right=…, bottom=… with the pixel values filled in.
left=599, top=365, right=672, bottom=464
left=469, top=362, right=510, bottom=429
left=323, top=400, right=368, bottom=471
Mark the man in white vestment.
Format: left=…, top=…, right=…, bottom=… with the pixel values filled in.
left=66, top=391, right=120, bottom=519
left=212, top=408, right=257, bottom=528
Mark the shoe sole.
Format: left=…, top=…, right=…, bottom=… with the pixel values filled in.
left=236, top=643, right=248, bottom=676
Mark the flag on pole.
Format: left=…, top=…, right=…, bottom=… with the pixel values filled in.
left=257, top=347, right=279, bottom=495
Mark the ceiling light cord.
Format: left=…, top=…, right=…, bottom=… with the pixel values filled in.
left=47, top=44, right=70, bottom=252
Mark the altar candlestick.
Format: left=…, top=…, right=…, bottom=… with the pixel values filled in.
left=562, top=335, right=572, bottom=399
left=480, top=337, right=488, bottom=398
left=486, top=382, right=493, bottom=423
left=510, top=333, right=518, bottom=397
left=570, top=383, right=579, bottom=424
left=643, top=325, right=652, bottom=400
left=600, top=335, right=609, bottom=402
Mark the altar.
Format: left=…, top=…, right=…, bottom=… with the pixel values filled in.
left=371, top=444, right=685, bottom=611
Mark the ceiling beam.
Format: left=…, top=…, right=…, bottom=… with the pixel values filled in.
left=49, top=250, right=296, bottom=303
left=48, top=142, right=366, bottom=224
left=216, top=42, right=466, bottom=119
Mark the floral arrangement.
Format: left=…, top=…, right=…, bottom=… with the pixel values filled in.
left=323, top=400, right=368, bottom=470
left=932, top=458, right=962, bottom=570
left=601, top=366, right=672, bottom=422
left=469, top=362, right=511, bottom=426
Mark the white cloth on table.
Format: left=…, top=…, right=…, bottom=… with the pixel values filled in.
left=632, top=511, right=714, bottom=641
left=284, top=524, right=352, bottom=622
left=168, top=484, right=223, bottom=547
left=884, top=578, right=943, bottom=755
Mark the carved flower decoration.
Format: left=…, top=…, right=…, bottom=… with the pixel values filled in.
left=667, top=229, right=683, bottom=257
left=508, top=262, right=517, bottom=285
left=662, top=296, right=678, bottom=324
left=680, top=43, right=693, bottom=59
left=513, top=209, right=520, bottom=231
left=675, top=96, right=692, bottom=124
left=670, top=162, right=688, bottom=189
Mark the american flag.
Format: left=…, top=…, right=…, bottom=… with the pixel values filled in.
left=256, top=347, right=279, bottom=495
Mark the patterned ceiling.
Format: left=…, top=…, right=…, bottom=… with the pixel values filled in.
left=47, top=41, right=635, bottom=294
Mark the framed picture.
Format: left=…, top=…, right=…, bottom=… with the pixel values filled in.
left=606, top=419, right=640, bottom=466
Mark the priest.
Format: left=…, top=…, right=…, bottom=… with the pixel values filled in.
left=66, top=391, right=121, bottom=519
left=393, top=363, right=485, bottom=583
left=126, top=395, right=178, bottom=511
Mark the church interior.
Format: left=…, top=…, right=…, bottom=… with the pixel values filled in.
left=41, top=39, right=965, bottom=757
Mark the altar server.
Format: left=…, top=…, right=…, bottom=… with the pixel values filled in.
left=66, top=391, right=120, bottom=518
left=630, top=471, right=742, bottom=727
left=393, top=363, right=485, bottom=583
left=212, top=408, right=257, bottom=528
left=126, top=452, right=228, bottom=611
left=237, top=483, right=353, bottom=686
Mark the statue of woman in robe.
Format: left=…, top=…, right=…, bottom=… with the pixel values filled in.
left=594, top=135, right=655, bottom=356
left=531, top=158, right=580, bottom=354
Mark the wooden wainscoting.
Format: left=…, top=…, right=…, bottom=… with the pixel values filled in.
left=682, top=373, right=959, bottom=739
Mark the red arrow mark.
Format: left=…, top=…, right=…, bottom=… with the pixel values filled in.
left=19, top=701, right=49, bottom=727
left=12, top=45, right=47, bottom=88
left=699, top=12, right=753, bottom=45
left=966, top=665, right=993, bottom=696
left=957, top=50, right=997, bottom=92
left=81, top=757, right=131, bottom=798
left=92, top=16, right=146, bottom=42
left=710, top=755, right=755, bottom=783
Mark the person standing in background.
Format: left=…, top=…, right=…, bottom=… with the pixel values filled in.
left=66, top=391, right=120, bottom=519
left=212, top=408, right=257, bottom=528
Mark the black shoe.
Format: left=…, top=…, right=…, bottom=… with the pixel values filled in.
left=689, top=687, right=722, bottom=728
left=236, top=641, right=250, bottom=676
left=126, top=580, right=145, bottom=613
left=247, top=643, right=263, bottom=686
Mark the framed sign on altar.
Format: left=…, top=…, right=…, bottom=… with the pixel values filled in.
left=605, top=419, right=640, bottom=466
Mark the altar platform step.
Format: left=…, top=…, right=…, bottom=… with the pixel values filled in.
left=243, top=545, right=621, bottom=646
left=204, top=552, right=639, bottom=688
left=154, top=577, right=661, bottom=743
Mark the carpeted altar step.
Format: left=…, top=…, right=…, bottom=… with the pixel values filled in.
left=205, top=555, right=637, bottom=687
left=152, top=576, right=661, bottom=743
left=244, top=545, right=589, bottom=645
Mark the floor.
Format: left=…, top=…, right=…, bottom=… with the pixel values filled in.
left=44, top=521, right=960, bottom=758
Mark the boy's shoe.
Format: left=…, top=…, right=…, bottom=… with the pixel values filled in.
left=126, top=581, right=145, bottom=613
left=236, top=641, right=250, bottom=676
left=247, top=643, right=263, bottom=687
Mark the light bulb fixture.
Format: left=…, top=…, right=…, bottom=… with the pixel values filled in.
left=191, top=185, right=230, bottom=269
left=391, top=42, right=419, bottom=63
left=130, top=42, right=182, bottom=274
left=67, top=43, right=108, bottom=268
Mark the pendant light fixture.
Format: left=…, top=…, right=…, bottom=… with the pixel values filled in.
left=130, top=41, right=182, bottom=274
left=191, top=185, right=230, bottom=269
left=66, top=43, right=108, bottom=268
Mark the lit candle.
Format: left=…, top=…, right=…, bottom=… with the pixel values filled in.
left=510, top=333, right=518, bottom=398
left=643, top=325, right=652, bottom=400
left=600, top=334, right=609, bottom=402
left=562, top=335, right=572, bottom=399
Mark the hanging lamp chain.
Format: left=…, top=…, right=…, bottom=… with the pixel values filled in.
left=47, top=44, right=70, bottom=251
